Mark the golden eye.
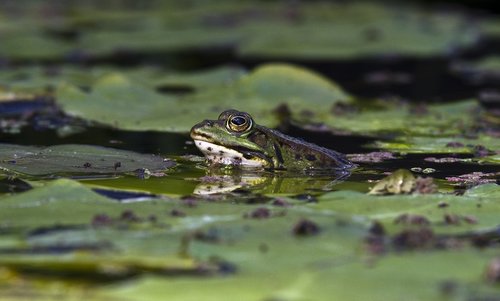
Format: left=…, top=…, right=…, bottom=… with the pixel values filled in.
left=226, top=114, right=252, bottom=132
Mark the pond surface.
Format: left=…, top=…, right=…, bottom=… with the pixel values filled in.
left=0, top=1, right=499, bottom=300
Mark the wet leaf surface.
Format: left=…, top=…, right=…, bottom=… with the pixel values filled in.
left=0, top=143, right=175, bottom=177
left=1, top=180, right=499, bottom=300
left=56, top=64, right=350, bottom=131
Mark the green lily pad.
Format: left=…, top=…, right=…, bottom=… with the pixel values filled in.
left=1, top=2, right=478, bottom=62
left=238, top=2, right=477, bottom=59
left=316, top=184, right=500, bottom=234
left=56, top=64, right=480, bottom=136
left=0, top=31, right=74, bottom=61
left=1, top=179, right=500, bottom=300
left=318, top=99, right=478, bottom=136
left=0, top=143, right=175, bottom=177
left=372, top=134, right=500, bottom=155
left=0, top=65, right=246, bottom=95
left=56, top=63, right=350, bottom=132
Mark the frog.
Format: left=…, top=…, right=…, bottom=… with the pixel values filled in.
left=190, top=109, right=355, bottom=170
left=368, top=169, right=416, bottom=195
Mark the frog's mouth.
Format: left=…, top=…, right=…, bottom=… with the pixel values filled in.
left=192, top=140, right=270, bottom=168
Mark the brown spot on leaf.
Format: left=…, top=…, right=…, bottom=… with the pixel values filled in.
left=244, top=207, right=271, bottom=219
left=170, top=209, right=186, bottom=217
left=392, top=227, right=435, bottom=251
left=292, top=219, right=320, bottom=236
left=485, top=257, right=500, bottom=283
left=91, top=214, right=113, bottom=227
left=120, top=210, right=141, bottom=222
left=394, top=214, right=430, bottom=226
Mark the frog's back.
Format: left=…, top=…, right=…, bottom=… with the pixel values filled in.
left=260, top=127, right=355, bottom=170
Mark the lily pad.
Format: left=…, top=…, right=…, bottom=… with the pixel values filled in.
left=372, top=135, right=500, bottom=156
left=238, top=2, right=477, bottom=59
left=0, top=2, right=478, bottom=62
left=316, top=184, right=500, bottom=234
left=0, top=143, right=175, bottom=177
left=0, top=65, right=246, bottom=95
left=318, top=99, right=478, bottom=136
left=56, top=64, right=351, bottom=132
left=1, top=179, right=500, bottom=300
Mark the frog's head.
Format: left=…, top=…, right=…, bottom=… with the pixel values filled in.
left=190, top=110, right=272, bottom=167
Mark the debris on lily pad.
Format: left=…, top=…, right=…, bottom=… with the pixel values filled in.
left=369, top=169, right=417, bottom=195
left=446, top=172, right=500, bottom=187
left=369, top=169, right=437, bottom=195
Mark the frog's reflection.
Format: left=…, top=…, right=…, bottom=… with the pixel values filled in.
left=193, top=168, right=351, bottom=195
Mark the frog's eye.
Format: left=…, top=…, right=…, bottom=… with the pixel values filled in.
left=226, top=114, right=253, bottom=133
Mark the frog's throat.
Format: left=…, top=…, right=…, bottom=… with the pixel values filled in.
left=193, top=140, right=268, bottom=168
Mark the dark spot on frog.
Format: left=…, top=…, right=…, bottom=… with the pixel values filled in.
left=219, top=150, right=224, bottom=155
left=83, top=162, right=91, bottom=168
left=207, top=146, right=212, bottom=151
left=292, top=219, right=320, bottom=236
left=305, top=154, right=316, bottom=161
left=242, top=153, right=254, bottom=160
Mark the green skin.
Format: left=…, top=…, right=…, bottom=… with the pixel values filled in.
left=190, top=110, right=355, bottom=170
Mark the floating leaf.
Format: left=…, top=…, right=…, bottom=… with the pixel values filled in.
left=56, top=64, right=350, bottom=132
left=373, top=134, right=499, bottom=156
left=0, top=143, right=175, bottom=177
left=319, top=100, right=478, bottom=136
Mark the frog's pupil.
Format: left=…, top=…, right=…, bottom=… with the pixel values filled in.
left=231, top=116, right=246, bottom=126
